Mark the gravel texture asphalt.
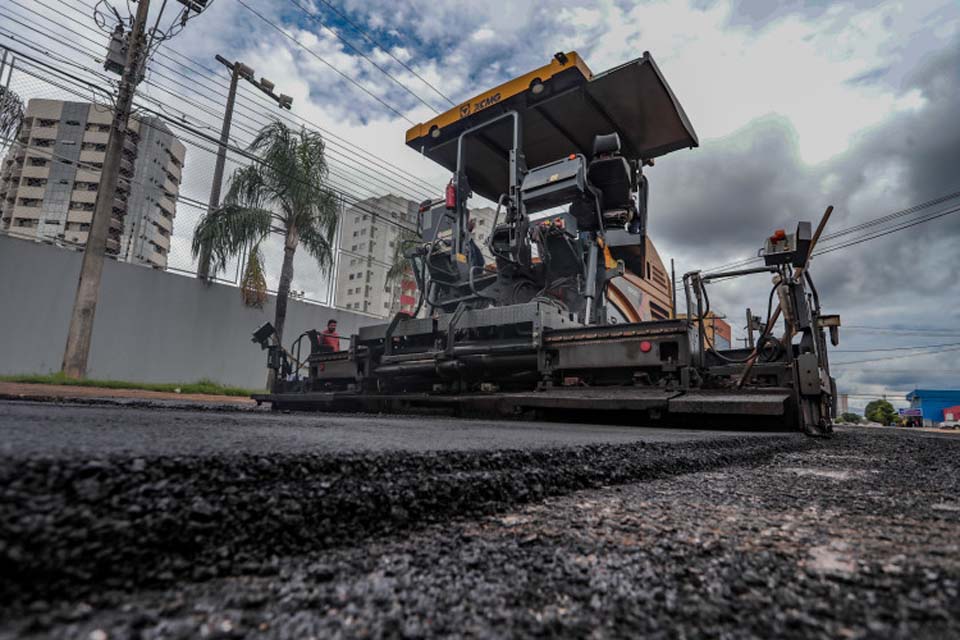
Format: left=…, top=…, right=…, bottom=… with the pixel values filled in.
left=0, top=401, right=788, bottom=457
left=2, top=401, right=958, bottom=638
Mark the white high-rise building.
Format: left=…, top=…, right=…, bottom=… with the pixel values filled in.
left=0, top=99, right=186, bottom=269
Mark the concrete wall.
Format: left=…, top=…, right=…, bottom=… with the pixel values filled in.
left=0, top=235, right=376, bottom=389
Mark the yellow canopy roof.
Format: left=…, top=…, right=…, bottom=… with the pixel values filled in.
left=405, top=51, right=699, bottom=201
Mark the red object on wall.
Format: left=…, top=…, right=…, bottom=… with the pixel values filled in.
left=400, top=294, right=416, bottom=306
left=445, top=180, right=456, bottom=209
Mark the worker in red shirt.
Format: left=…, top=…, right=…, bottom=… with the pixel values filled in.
left=320, top=319, right=340, bottom=352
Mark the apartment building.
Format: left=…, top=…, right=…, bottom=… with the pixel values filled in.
left=335, top=194, right=419, bottom=318
left=0, top=99, right=186, bottom=269
left=334, top=197, right=499, bottom=318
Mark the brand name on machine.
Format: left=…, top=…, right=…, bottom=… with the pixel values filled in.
left=460, top=92, right=502, bottom=117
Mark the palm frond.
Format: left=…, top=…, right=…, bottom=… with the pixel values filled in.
left=299, top=201, right=337, bottom=274
left=190, top=119, right=340, bottom=330
left=191, top=203, right=272, bottom=275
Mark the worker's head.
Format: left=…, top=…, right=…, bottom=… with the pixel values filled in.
left=468, top=218, right=476, bottom=232
left=327, top=319, right=337, bottom=331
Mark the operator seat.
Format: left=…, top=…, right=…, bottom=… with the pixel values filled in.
left=587, top=133, right=635, bottom=228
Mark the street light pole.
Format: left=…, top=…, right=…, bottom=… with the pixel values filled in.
left=62, top=0, right=151, bottom=379
left=197, top=55, right=292, bottom=281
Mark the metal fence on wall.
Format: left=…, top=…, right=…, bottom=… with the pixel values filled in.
left=0, top=31, right=438, bottom=318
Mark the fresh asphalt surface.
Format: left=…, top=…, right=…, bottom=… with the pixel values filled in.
left=4, top=399, right=960, bottom=637
left=0, top=400, right=787, bottom=458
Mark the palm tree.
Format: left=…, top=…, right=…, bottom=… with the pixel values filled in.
left=192, top=120, right=338, bottom=343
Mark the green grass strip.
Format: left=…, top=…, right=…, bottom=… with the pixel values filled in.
left=0, top=373, right=260, bottom=397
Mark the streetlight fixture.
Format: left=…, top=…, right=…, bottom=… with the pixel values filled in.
left=197, top=54, right=294, bottom=280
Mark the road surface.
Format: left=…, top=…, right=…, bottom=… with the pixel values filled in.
left=0, top=400, right=790, bottom=458
left=2, top=400, right=958, bottom=638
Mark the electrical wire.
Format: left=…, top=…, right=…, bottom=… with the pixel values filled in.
left=31, top=0, right=443, bottom=195
left=234, top=0, right=415, bottom=125
left=284, top=0, right=441, bottom=114
left=298, top=0, right=456, bottom=107
left=0, top=3, right=438, bottom=202
left=2, top=39, right=428, bottom=234
left=831, top=345, right=960, bottom=367
left=3, top=46, right=424, bottom=246
left=833, top=341, right=960, bottom=353
left=842, top=325, right=960, bottom=336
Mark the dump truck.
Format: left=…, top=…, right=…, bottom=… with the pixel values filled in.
left=252, top=51, right=840, bottom=435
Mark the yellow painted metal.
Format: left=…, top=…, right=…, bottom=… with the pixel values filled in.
left=405, top=52, right=592, bottom=144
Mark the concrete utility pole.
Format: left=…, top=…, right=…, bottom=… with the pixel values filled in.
left=62, top=0, right=151, bottom=379
left=197, top=56, right=292, bottom=281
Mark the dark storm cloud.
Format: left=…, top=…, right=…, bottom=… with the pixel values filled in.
left=646, top=35, right=960, bottom=394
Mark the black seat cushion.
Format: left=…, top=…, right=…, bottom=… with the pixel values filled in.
left=588, top=156, right=632, bottom=210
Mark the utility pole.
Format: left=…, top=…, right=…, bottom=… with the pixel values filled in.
left=62, top=0, right=150, bottom=379
left=745, top=307, right=755, bottom=349
left=197, top=56, right=292, bottom=281
left=62, top=0, right=212, bottom=378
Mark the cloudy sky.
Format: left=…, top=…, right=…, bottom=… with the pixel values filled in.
left=2, top=0, right=959, bottom=409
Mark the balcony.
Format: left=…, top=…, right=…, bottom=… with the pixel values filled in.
left=162, top=176, right=178, bottom=194
left=84, top=131, right=110, bottom=145
left=12, top=205, right=42, bottom=220
left=16, top=186, right=46, bottom=200
left=112, top=197, right=127, bottom=216
left=21, top=165, right=48, bottom=179
left=119, top=157, right=135, bottom=177
left=154, top=211, right=174, bottom=233
left=71, top=189, right=97, bottom=203
left=148, top=225, right=170, bottom=250
left=158, top=195, right=176, bottom=217
left=105, top=237, right=120, bottom=254
left=123, top=136, right=138, bottom=155
left=79, top=150, right=106, bottom=165
left=146, top=249, right=167, bottom=268
left=66, top=230, right=89, bottom=245
left=30, top=126, right=58, bottom=140
left=67, top=209, right=93, bottom=224
left=165, top=162, right=182, bottom=182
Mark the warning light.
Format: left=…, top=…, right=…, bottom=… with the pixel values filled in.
left=569, top=153, right=576, bottom=160
left=640, top=340, right=652, bottom=353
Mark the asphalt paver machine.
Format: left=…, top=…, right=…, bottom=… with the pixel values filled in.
left=252, top=52, right=841, bottom=435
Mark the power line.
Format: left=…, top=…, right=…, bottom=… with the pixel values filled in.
left=831, top=345, right=960, bottom=367
left=813, top=204, right=960, bottom=256
left=5, top=43, right=423, bottom=239
left=833, top=341, right=960, bottom=353
left=31, top=0, right=443, bottom=195
left=686, top=189, right=960, bottom=280
left=3, top=1, right=439, bottom=201
left=284, top=0, right=441, bottom=114
left=844, top=325, right=960, bottom=336
left=0, top=28, right=424, bottom=205
left=234, top=0, right=415, bottom=125
left=300, top=0, right=456, bottom=107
